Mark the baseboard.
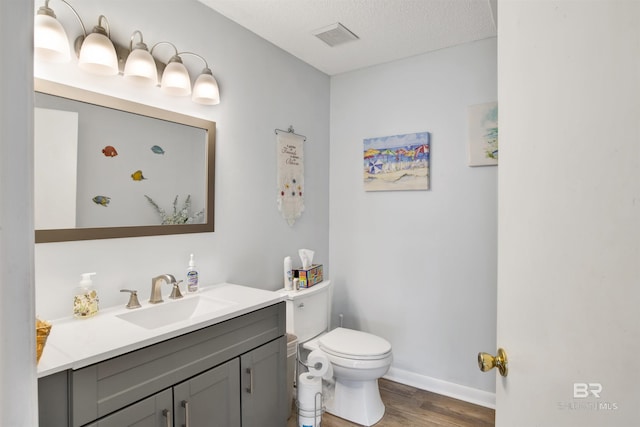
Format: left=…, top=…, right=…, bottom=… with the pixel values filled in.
left=384, top=367, right=496, bottom=409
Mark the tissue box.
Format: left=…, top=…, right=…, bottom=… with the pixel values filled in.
left=294, top=264, right=323, bottom=288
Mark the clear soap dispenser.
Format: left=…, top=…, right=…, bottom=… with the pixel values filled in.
left=73, top=272, right=99, bottom=318
left=187, top=254, right=199, bottom=292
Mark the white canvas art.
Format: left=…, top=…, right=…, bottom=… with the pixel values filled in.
left=363, top=131, right=430, bottom=191
left=467, top=102, right=498, bottom=166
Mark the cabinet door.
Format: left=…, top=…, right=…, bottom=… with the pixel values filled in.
left=38, top=370, right=69, bottom=427
left=87, top=389, right=172, bottom=427
left=240, top=336, right=287, bottom=427
left=173, top=358, right=241, bottom=427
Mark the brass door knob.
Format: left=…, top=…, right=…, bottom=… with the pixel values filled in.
left=477, top=348, right=508, bottom=377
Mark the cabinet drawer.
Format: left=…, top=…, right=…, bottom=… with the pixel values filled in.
left=72, top=302, right=284, bottom=427
left=85, top=388, right=172, bottom=427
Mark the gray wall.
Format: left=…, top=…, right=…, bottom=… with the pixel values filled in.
left=329, top=38, right=498, bottom=402
left=34, top=0, right=330, bottom=319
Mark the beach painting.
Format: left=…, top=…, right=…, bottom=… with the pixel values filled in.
left=467, top=102, right=498, bottom=166
left=363, top=131, right=430, bottom=191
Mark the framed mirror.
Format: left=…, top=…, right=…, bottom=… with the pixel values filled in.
left=34, top=79, right=215, bottom=243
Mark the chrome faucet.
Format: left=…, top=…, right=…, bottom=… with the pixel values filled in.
left=149, top=274, right=177, bottom=304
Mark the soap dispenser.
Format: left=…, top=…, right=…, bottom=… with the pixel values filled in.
left=73, top=272, right=99, bottom=319
left=284, top=256, right=293, bottom=290
left=187, top=254, right=199, bottom=292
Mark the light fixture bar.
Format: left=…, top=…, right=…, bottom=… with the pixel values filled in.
left=35, top=1, right=221, bottom=106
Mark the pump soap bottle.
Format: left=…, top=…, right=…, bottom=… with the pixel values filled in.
left=284, top=256, right=293, bottom=290
left=73, top=272, right=99, bottom=318
left=187, top=254, right=199, bottom=292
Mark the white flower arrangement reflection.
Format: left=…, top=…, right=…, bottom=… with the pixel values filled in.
left=144, top=194, right=205, bottom=225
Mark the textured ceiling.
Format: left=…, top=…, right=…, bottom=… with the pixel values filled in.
left=197, top=0, right=497, bottom=75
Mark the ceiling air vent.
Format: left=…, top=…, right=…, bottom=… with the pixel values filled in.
left=313, top=22, right=359, bottom=47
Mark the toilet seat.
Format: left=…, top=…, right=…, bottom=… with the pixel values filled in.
left=323, top=349, right=393, bottom=370
left=318, top=327, right=392, bottom=360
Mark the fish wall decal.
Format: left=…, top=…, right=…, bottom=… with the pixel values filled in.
left=92, top=195, right=111, bottom=206
left=131, top=170, right=146, bottom=181
left=102, top=145, right=118, bottom=157
left=151, top=145, right=165, bottom=155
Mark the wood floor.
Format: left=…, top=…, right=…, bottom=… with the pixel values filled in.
left=287, top=378, right=495, bottom=427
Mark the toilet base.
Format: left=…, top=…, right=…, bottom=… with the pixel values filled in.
left=324, top=378, right=385, bottom=426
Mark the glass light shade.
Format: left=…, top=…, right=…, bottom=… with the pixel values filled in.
left=34, top=13, right=71, bottom=63
left=192, top=71, right=220, bottom=105
left=161, top=61, right=191, bottom=96
left=78, top=31, right=119, bottom=76
left=123, top=48, right=158, bottom=86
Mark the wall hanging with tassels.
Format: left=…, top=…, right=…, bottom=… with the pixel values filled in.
left=275, top=126, right=306, bottom=226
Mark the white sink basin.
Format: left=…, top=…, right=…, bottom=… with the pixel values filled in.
left=116, top=296, right=236, bottom=330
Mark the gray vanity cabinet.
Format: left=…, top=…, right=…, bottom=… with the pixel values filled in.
left=173, top=358, right=241, bottom=427
left=38, top=302, right=286, bottom=427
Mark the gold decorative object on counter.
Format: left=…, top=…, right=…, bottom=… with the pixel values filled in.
left=36, top=318, right=52, bottom=363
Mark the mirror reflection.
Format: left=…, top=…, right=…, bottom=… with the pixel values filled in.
left=34, top=79, right=215, bottom=243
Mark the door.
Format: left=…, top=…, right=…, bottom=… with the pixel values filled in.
left=173, top=358, right=241, bottom=427
left=240, top=337, right=287, bottom=427
left=493, top=1, right=640, bottom=426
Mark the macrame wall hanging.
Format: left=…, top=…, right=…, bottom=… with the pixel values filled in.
left=275, top=126, right=306, bottom=226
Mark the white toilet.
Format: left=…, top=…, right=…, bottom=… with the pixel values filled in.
left=282, top=280, right=392, bottom=426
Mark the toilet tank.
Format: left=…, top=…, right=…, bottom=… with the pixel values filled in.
left=282, top=280, right=332, bottom=343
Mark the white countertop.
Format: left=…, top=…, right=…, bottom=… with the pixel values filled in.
left=37, top=283, right=284, bottom=378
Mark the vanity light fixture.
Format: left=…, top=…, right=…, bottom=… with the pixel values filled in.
left=34, top=1, right=118, bottom=76
left=178, top=52, right=221, bottom=105
left=34, top=0, right=85, bottom=63
left=77, top=15, right=119, bottom=76
left=123, top=31, right=158, bottom=86
left=161, top=56, right=192, bottom=96
left=34, top=0, right=221, bottom=106
left=151, top=42, right=191, bottom=96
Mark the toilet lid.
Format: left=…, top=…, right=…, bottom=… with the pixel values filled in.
left=318, top=328, right=391, bottom=359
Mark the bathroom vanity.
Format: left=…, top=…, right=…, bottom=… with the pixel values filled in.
left=37, top=283, right=287, bottom=427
